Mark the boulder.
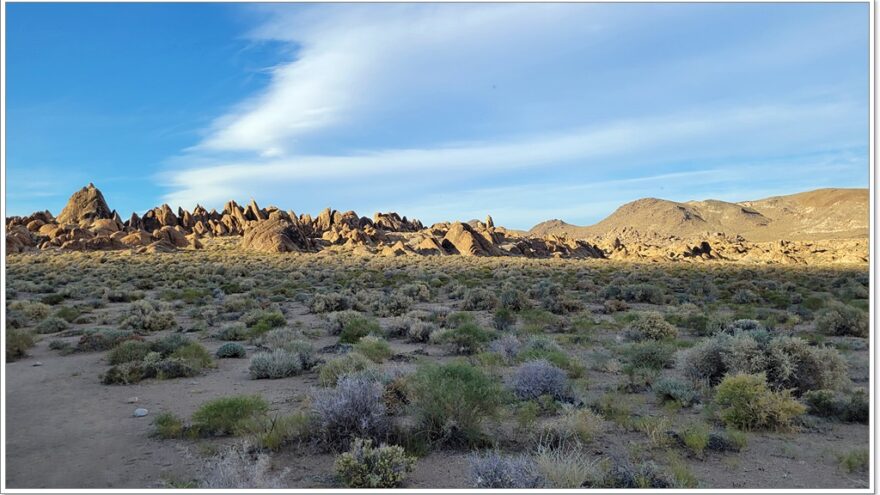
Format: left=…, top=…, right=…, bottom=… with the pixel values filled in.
left=241, top=217, right=310, bottom=253
left=153, top=226, right=189, bottom=248
left=441, top=222, right=496, bottom=256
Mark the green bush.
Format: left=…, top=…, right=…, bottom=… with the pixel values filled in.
left=153, top=412, right=185, bottom=439
left=215, top=323, right=249, bottom=341
left=838, top=448, right=869, bottom=473
left=408, top=362, right=503, bottom=446
left=150, top=334, right=191, bottom=356
left=335, top=438, right=416, bottom=488
left=54, top=306, right=82, bottom=323
left=107, top=340, right=152, bottom=365
left=7, top=328, right=35, bottom=361
left=34, top=316, right=69, bottom=334
left=191, top=395, right=269, bottom=437
left=815, top=301, right=868, bottom=337
left=653, top=377, right=699, bottom=407
left=216, top=342, right=247, bottom=359
left=623, top=341, right=676, bottom=370
left=803, top=389, right=868, bottom=423
left=319, top=352, right=376, bottom=386
left=169, top=342, right=214, bottom=371
left=626, top=312, right=678, bottom=341
left=432, top=322, right=494, bottom=355
left=353, top=336, right=392, bottom=363
left=339, top=315, right=382, bottom=344
left=103, top=360, right=153, bottom=385
left=713, top=373, right=805, bottom=431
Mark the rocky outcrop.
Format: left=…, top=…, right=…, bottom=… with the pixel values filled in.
left=5, top=184, right=868, bottom=265
left=240, top=217, right=312, bottom=253
left=440, top=222, right=499, bottom=256
left=56, top=183, right=113, bottom=225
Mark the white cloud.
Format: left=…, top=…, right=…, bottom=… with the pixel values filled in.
left=157, top=4, right=867, bottom=226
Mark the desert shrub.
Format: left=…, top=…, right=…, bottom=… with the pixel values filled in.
left=335, top=438, right=415, bottom=488
left=242, top=309, right=286, bottom=337
left=603, top=299, right=629, bottom=313
left=406, top=320, right=437, bottom=343
left=120, top=299, right=177, bottom=332
left=713, top=373, right=805, bottom=431
left=493, top=308, right=517, bottom=331
left=244, top=411, right=312, bottom=451
left=77, top=328, right=137, bottom=352
left=318, top=352, right=376, bottom=387
left=8, top=300, right=51, bottom=322
left=622, top=341, right=676, bottom=370
left=103, top=360, right=154, bottom=385
left=249, top=349, right=309, bottom=379
left=837, top=448, right=869, bottom=473
left=489, top=334, right=522, bottom=363
left=107, top=340, right=152, bottom=365
left=34, top=316, right=69, bottom=334
left=815, top=301, right=868, bottom=337
left=353, top=336, right=392, bottom=363
left=764, top=336, right=847, bottom=394
left=310, top=292, right=352, bottom=313
left=408, top=362, right=503, bottom=446
left=462, top=288, right=499, bottom=311
left=653, top=377, right=699, bottom=407
left=41, top=293, right=66, bottom=305
left=732, top=288, right=759, bottom=304
left=397, top=283, right=431, bottom=301
left=620, top=283, right=665, bottom=304
left=6, top=328, right=35, bottom=361
left=470, top=452, right=545, bottom=488
left=53, top=305, right=82, bottom=323
left=510, top=360, right=570, bottom=401
left=216, top=342, right=247, bottom=359
left=312, top=375, right=389, bottom=446
left=191, top=395, right=268, bottom=437
left=516, top=336, right=582, bottom=377
left=254, top=327, right=309, bottom=352
left=680, top=421, right=710, bottom=456
left=432, top=322, right=494, bottom=355
left=215, top=323, right=249, bottom=341
left=539, top=407, right=605, bottom=446
left=153, top=412, right=185, bottom=439
left=596, top=458, right=676, bottom=488
left=519, top=308, right=566, bottom=333
left=154, top=357, right=201, bottom=380
left=150, top=334, right=191, bottom=356
left=499, top=287, right=529, bottom=311
left=338, top=314, right=381, bottom=344
left=626, top=312, right=678, bottom=341
left=681, top=332, right=846, bottom=395
left=170, top=342, right=214, bottom=371
left=534, top=446, right=603, bottom=488
left=48, top=339, right=74, bottom=354
left=803, top=389, right=868, bottom=423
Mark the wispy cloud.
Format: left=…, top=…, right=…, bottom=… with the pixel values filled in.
left=157, top=3, right=868, bottom=227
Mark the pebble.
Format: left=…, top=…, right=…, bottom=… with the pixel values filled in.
left=133, top=408, right=149, bottom=417
left=32, top=362, right=43, bottom=367
left=126, top=397, right=139, bottom=403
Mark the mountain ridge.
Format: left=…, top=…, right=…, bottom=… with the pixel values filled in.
left=529, top=188, right=868, bottom=242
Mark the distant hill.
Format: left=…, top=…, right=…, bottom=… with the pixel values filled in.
left=529, top=188, right=868, bottom=242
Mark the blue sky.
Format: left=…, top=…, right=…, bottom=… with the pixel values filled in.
left=6, top=3, right=869, bottom=229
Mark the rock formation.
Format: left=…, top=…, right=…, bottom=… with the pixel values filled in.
left=56, top=183, right=113, bottom=225
left=4, top=184, right=868, bottom=265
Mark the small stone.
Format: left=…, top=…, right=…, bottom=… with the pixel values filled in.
left=32, top=362, right=43, bottom=367
left=133, top=408, right=148, bottom=417
left=126, top=397, right=139, bottom=403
